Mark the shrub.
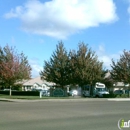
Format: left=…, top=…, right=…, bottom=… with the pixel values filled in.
left=103, top=94, right=116, bottom=98
left=116, top=94, right=129, bottom=98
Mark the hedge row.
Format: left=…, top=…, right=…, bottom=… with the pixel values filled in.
left=103, top=94, right=116, bottom=98
left=103, top=94, right=129, bottom=98
left=0, top=91, right=39, bottom=96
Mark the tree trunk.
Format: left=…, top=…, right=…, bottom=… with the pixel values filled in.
left=10, top=85, right=12, bottom=96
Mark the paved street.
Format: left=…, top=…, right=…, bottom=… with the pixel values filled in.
left=0, top=100, right=130, bottom=130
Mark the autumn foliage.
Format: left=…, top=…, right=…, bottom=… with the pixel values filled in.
left=0, top=45, right=31, bottom=91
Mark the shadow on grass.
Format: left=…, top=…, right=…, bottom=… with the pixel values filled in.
left=0, top=100, right=13, bottom=102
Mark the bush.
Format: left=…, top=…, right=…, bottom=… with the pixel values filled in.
left=116, top=94, right=129, bottom=98
left=103, top=93, right=129, bottom=98
left=103, top=94, right=116, bottom=98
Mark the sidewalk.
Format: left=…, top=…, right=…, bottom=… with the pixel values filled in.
left=0, top=97, right=130, bottom=102
left=108, top=98, right=130, bottom=101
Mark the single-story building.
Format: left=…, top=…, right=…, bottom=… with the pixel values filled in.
left=22, top=77, right=55, bottom=91
left=113, top=82, right=129, bottom=91
left=104, top=71, right=130, bottom=92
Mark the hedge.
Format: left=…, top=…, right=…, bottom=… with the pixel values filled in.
left=103, top=94, right=116, bottom=98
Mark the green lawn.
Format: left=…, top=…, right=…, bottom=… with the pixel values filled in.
left=0, top=94, right=77, bottom=100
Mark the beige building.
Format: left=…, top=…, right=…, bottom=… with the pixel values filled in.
left=22, top=77, right=55, bottom=91
left=105, top=71, right=129, bottom=91
left=113, top=82, right=129, bottom=91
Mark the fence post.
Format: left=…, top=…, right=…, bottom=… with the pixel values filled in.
left=10, top=86, right=12, bottom=96
left=40, top=91, right=42, bottom=98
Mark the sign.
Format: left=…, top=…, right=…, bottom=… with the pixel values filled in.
left=53, top=88, right=64, bottom=97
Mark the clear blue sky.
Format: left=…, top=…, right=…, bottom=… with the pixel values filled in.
left=0, top=0, right=130, bottom=78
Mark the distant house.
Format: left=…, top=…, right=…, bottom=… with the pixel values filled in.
left=104, top=71, right=129, bottom=91
left=22, top=77, right=55, bottom=91
left=113, top=82, right=129, bottom=91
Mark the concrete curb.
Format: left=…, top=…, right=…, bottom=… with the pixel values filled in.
left=0, top=98, right=107, bottom=102
left=0, top=98, right=130, bottom=102
left=108, top=98, right=130, bottom=101
left=0, top=98, right=130, bottom=103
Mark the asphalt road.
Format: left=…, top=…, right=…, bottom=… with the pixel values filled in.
left=0, top=100, right=130, bottom=130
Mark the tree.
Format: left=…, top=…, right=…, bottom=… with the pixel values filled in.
left=0, top=45, right=31, bottom=95
left=111, top=50, right=130, bottom=85
left=40, top=41, right=70, bottom=88
left=40, top=42, right=104, bottom=91
left=69, top=42, right=103, bottom=87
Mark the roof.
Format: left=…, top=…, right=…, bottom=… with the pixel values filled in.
left=23, top=77, right=44, bottom=86
left=104, top=71, right=111, bottom=79
left=113, top=82, right=129, bottom=87
left=15, top=79, right=28, bottom=85
left=23, top=77, right=55, bottom=86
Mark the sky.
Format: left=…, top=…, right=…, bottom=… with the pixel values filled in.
left=0, top=0, right=130, bottom=78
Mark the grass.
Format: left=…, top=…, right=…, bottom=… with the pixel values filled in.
left=0, top=95, right=42, bottom=99
left=0, top=94, right=78, bottom=100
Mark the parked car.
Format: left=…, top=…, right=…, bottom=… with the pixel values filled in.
left=3, top=89, right=10, bottom=91
left=3, top=89, right=17, bottom=91
left=41, top=90, right=50, bottom=96
left=31, top=88, right=43, bottom=91
left=113, top=90, right=123, bottom=95
left=69, top=90, right=78, bottom=96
